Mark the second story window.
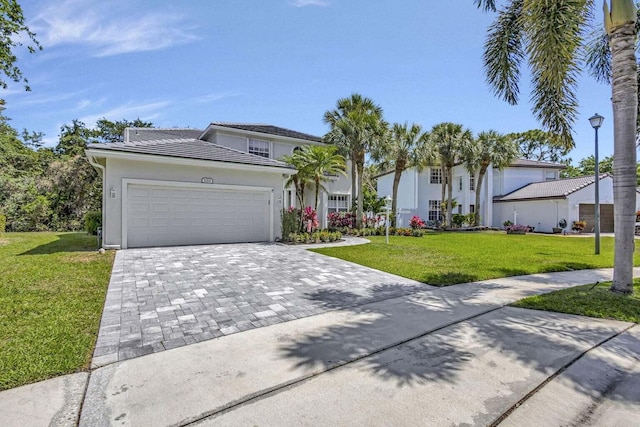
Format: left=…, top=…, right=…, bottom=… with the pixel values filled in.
left=430, top=168, right=442, bottom=184
left=248, top=139, right=270, bottom=158
left=469, top=176, right=475, bottom=191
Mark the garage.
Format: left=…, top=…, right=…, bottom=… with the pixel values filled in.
left=124, top=182, right=271, bottom=248
left=579, top=204, right=614, bottom=233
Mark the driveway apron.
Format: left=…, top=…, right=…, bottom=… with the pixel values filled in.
left=93, top=243, right=431, bottom=366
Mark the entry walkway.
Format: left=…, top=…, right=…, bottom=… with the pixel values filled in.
left=0, top=267, right=638, bottom=426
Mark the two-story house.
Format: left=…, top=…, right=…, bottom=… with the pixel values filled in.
left=85, top=123, right=351, bottom=249
left=377, top=159, right=638, bottom=233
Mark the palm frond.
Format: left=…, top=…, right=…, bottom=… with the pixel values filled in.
left=475, top=0, right=497, bottom=12
left=483, top=0, right=525, bottom=105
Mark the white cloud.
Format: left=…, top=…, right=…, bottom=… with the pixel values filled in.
left=30, top=0, right=199, bottom=57
left=79, top=100, right=170, bottom=127
left=192, top=91, right=242, bottom=104
left=291, top=0, right=330, bottom=7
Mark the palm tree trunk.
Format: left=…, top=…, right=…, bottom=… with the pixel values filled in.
left=314, top=178, right=320, bottom=211
left=440, top=165, right=446, bottom=224
left=610, top=20, right=638, bottom=294
left=475, top=167, right=487, bottom=226
left=356, top=161, right=364, bottom=228
left=447, top=167, right=453, bottom=227
left=391, top=165, right=404, bottom=227
left=350, top=156, right=357, bottom=210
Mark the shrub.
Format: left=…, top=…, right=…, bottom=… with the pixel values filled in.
left=409, top=215, right=425, bottom=229
left=452, top=214, right=466, bottom=228
left=572, top=220, right=587, bottom=232
left=503, top=220, right=513, bottom=228
left=302, top=206, right=319, bottom=232
left=466, top=213, right=477, bottom=226
left=84, top=211, right=102, bottom=235
left=505, top=223, right=529, bottom=232
left=0, top=213, right=5, bottom=233
left=281, top=207, right=301, bottom=242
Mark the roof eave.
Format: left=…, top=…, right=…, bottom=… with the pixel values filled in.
left=84, top=148, right=296, bottom=175
left=203, top=124, right=325, bottom=145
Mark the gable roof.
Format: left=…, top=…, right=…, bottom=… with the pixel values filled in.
left=124, top=128, right=203, bottom=142
left=494, top=174, right=610, bottom=202
left=209, top=122, right=323, bottom=143
left=86, top=138, right=293, bottom=169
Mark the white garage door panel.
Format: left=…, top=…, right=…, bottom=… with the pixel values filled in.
left=126, top=184, right=270, bottom=248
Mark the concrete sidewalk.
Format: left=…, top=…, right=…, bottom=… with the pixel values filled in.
left=1, top=267, right=638, bottom=426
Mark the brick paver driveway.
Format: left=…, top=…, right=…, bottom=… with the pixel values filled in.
left=93, top=243, right=431, bottom=366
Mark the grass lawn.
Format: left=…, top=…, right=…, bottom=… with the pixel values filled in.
left=0, top=232, right=114, bottom=390
left=512, top=280, right=640, bottom=323
left=311, top=232, right=639, bottom=285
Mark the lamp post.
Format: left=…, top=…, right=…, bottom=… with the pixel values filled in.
left=589, top=113, right=604, bottom=255
left=385, top=195, right=392, bottom=244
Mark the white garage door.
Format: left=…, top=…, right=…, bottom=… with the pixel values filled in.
left=126, top=184, right=271, bottom=248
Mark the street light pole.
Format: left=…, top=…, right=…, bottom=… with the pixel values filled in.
left=589, top=113, right=604, bottom=255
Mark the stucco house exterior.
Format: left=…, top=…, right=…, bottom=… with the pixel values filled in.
left=377, top=160, right=639, bottom=233
left=85, top=123, right=351, bottom=249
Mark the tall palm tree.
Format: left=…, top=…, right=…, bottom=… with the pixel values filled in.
left=372, top=122, right=426, bottom=227
left=323, top=94, right=386, bottom=228
left=428, top=123, right=473, bottom=227
left=302, top=145, right=347, bottom=211
left=477, top=0, right=637, bottom=294
left=461, top=130, right=519, bottom=226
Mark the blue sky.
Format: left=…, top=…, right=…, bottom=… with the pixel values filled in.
left=4, top=0, right=617, bottom=164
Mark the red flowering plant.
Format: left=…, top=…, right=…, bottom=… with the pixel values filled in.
left=409, top=215, right=425, bottom=229
left=302, top=206, right=319, bottom=232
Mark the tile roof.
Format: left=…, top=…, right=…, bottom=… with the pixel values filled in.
left=86, top=138, right=293, bottom=169
left=509, top=159, right=566, bottom=169
left=495, top=174, right=610, bottom=202
left=210, top=122, right=323, bottom=143
left=125, top=128, right=203, bottom=142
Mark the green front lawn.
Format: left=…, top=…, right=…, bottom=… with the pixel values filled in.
left=0, top=232, right=114, bottom=390
left=312, top=232, right=638, bottom=285
left=512, top=280, right=640, bottom=323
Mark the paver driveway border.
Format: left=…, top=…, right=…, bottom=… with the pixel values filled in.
left=92, top=239, right=432, bottom=367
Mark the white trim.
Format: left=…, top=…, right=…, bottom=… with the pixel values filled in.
left=121, top=178, right=274, bottom=249
left=84, top=149, right=294, bottom=175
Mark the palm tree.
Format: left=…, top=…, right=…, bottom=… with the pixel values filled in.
left=477, top=0, right=637, bottom=294
left=461, top=130, right=519, bottom=226
left=323, top=94, right=386, bottom=228
left=302, top=145, right=347, bottom=211
left=428, top=123, right=473, bottom=227
left=280, top=149, right=312, bottom=209
left=372, top=122, right=426, bottom=226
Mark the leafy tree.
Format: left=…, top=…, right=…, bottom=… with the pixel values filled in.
left=461, top=130, right=519, bottom=226
left=56, top=120, right=95, bottom=156
left=477, top=0, right=638, bottom=294
left=302, top=145, right=347, bottom=211
left=427, top=123, right=473, bottom=227
left=0, top=0, right=41, bottom=91
left=372, top=122, right=426, bottom=226
left=94, top=118, right=153, bottom=143
left=324, top=94, right=387, bottom=228
left=507, top=129, right=570, bottom=163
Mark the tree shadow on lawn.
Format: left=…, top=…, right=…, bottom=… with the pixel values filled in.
left=19, top=232, right=99, bottom=255
left=279, top=284, right=639, bottom=406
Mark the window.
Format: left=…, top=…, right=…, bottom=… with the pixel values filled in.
left=457, top=205, right=462, bottom=214
left=470, top=204, right=475, bottom=213
left=459, top=177, right=463, bottom=191
left=545, top=170, right=557, bottom=181
left=430, top=168, right=442, bottom=184
left=469, top=176, right=475, bottom=191
left=328, top=194, right=349, bottom=213
left=248, top=139, right=270, bottom=158
left=428, top=200, right=442, bottom=221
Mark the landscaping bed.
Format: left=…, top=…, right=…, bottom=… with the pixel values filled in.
left=0, top=232, right=114, bottom=390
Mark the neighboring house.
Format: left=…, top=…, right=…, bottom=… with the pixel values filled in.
left=377, top=159, right=563, bottom=229
left=85, top=123, right=351, bottom=249
left=377, top=160, right=639, bottom=232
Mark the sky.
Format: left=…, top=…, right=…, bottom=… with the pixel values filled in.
left=2, top=0, right=621, bottom=164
